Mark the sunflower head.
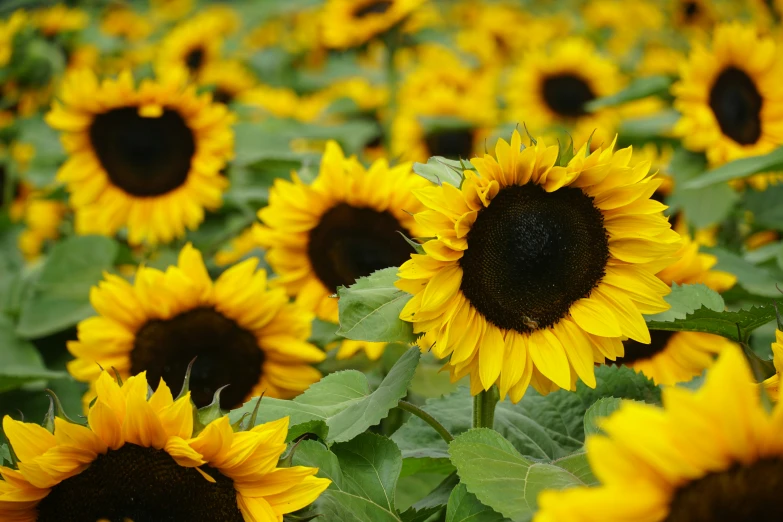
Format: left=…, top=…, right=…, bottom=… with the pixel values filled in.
left=673, top=23, right=783, bottom=167
left=67, top=243, right=325, bottom=410
left=100, top=7, right=153, bottom=42
left=321, top=0, right=425, bottom=49
left=198, top=60, right=258, bottom=106
left=398, top=130, right=681, bottom=402
left=535, top=346, right=783, bottom=522
left=0, top=370, right=330, bottom=522
left=45, top=69, right=234, bottom=245
left=156, top=15, right=228, bottom=78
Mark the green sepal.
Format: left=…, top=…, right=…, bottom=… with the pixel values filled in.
left=197, top=385, right=229, bottom=428
left=175, top=357, right=197, bottom=401
left=42, top=389, right=83, bottom=432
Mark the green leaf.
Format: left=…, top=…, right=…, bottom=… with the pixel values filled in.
left=14, top=115, right=65, bottom=187
left=683, top=145, right=783, bottom=189
left=668, top=182, right=738, bottom=228
left=551, top=450, right=597, bottom=486
left=229, top=347, right=420, bottom=443
left=336, top=267, right=416, bottom=344
left=449, top=429, right=589, bottom=522
left=646, top=304, right=777, bottom=343
left=617, top=109, right=679, bottom=139
left=707, top=247, right=782, bottom=297
left=400, top=473, right=458, bottom=522
left=583, top=397, right=623, bottom=437
left=0, top=314, right=64, bottom=393
left=743, top=185, right=783, bottom=230
left=0, top=444, right=11, bottom=465
left=643, top=283, right=725, bottom=323
left=413, top=156, right=470, bottom=188
left=286, top=420, right=329, bottom=443
left=586, top=75, right=673, bottom=112
left=16, top=236, right=119, bottom=338
left=293, top=434, right=404, bottom=522
left=446, top=484, right=508, bottom=522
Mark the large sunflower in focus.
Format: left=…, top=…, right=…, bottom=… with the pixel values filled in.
left=506, top=38, right=623, bottom=148
left=673, top=23, right=783, bottom=188
left=46, top=69, right=233, bottom=245
left=68, top=244, right=324, bottom=409
left=256, top=141, right=426, bottom=359
left=321, top=0, right=424, bottom=49
left=535, top=347, right=783, bottom=522
left=0, top=371, right=330, bottom=522
left=398, top=131, right=681, bottom=402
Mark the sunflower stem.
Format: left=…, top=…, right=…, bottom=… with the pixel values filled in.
left=398, top=400, right=453, bottom=443
left=473, top=386, right=499, bottom=430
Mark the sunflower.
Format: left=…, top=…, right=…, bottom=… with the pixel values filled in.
left=535, top=346, right=783, bottom=522
left=149, top=0, right=193, bottom=22
left=762, top=329, right=783, bottom=400
left=673, top=24, right=783, bottom=182
left=506, top=38, right=623, bottom=148
left=156, top=15, right=227, bottom=78
left=215, top=226, right=260, bottom=267
left=0, top=10, right=26, bottom=67
left=583, top=0, right=663, bottom=56
left=397, top=130, right=681, bottom=402
left=17, top=194, right=67, bottom=261
left=30, top=5, right=89, bottom=37
left=657, top=234, right=736, bottom=292
left=198, top=60, right=258, bottom=106
left=67, top=243, right=325, bottom=410
left=100, top=7, right=153, bottom=42
left=321, top=0, right=424, bottom=50
left=0, top=371, right=330, bottom=522
left=45, top=69, right=233, bottom=245
left=255, top=141, right=426, bottom=359
left=671, top=0, right=715, bottom=30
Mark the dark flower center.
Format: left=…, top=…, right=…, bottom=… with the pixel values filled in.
left=354, top=0, right=394, bottom=18
left=709, top=66, right=763, bottom=145
left=664, top=458, right=783, bottom=522
left=541, top=74, right=595, bottom=118
left=36, top=443, right=243, bottom=522
left=89, top=107, right=196, bottom=197
left=130, top=307, right=263, bottom=409
left=185, top=47, right=205, bottom=73
left=615, top=330, right=675, bottom=364
left=459, top=184, right=609, bottom=334
left=425, top=128, right=475, bottom=159
left=213, top=88, right=233, bottom=105
left=683, top=0, right=699, bottom=18
left=308, top=203, right=415, bottom=292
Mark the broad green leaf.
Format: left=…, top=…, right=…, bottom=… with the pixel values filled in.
left=668, top=182, right=738, bottom=228
left=683, top=146, right=783, bottom=189
left=293, top=435, right=404, bottom=522
left=446, top=484, right=508, bottom=522
left=643, top=283, right=725, bottom=323
left=646, top=304, right=777, bottom=343
left=667, top=148, right=708, bottom=187
left=14, top=115, right=65, bottom=187
left=743, top=185, right=783, bottom=230
left=0, top=314, right=64, bottom=393
left=286, top=420, right=328, bottom=443
left=449, top=429, right=588, bottom=522
left=16, top=236, right=119, bottom=338
left=583, top=398, right=622, bottom=437
left=551, top=450, right=597, bottom=486
left=401, top=473, right=459, bottom=522
left=337, top=267, right=416, bottom=344
left=707, top=247, right=782, bottom=297
left=413, top=156, right=469, bottom=187
left=230, top=347, right=420, bottom=443
left=617, top=110, right=679, bottom=139
left=586, top=75, right=673, bottom=112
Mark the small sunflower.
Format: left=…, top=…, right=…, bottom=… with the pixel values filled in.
left=17, top=194, right=67, bottom=261
left=673, top=23, right=783, bottom=170
left=0, top=371, right=330, bottom=522
left=398, top=130, right=681, bottom=402
left=255, top=141, right=426, bottom=359
left=762, top=329, right=783, bottom=400
left=0, top=10, right=26, bottom=67
left=535, top=347, right=783, bottom=522
left=100, top=7, right=153, bottom=42
left=156, top=15, right=227, bottom=78
left=149, top=0, right=193, bottom=22
left=671, top=0, right=715, bottom=30
left=321, top=0, right=424, bottom=50
left=67, top=243, right=325, bottom=410
left=583, top=0, right=664, bottom=56
left=657, top=234, right=737, bottom=293
left=506, top=38, right=623, bottom=147
left=198, top=60, right=257, bottom=106
left=30, top=5, right=89, bottom=37
left=45, top=69, right=233, bottom=245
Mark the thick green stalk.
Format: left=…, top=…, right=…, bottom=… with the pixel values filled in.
left=472, top=386, right=499, bottom=429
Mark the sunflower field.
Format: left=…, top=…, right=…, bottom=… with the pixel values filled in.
left=2, top=0, right=783, bottom=520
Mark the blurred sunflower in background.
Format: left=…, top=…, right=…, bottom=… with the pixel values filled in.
left=46, top=69, right=234, bottom=245
left=321, top=0, right=425, bottom=49
left=0, top=371, right=330, bottom=521
left=68, top=244, right=324, bottom=409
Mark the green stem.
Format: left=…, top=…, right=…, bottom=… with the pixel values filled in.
left=472, top=387, right=499, bottom=429
left=398, top=400, right=453, bottom=443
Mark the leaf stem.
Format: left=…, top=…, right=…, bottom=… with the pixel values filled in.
left=472, top=387, right=499, bottom=429
left=398, top=400, right=454, bottom=443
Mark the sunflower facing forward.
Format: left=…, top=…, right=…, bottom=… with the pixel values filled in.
left=0, top=371, right=330, bottom=522
left=673, top=23, right=783, bottom=188
left=534, top=347, right=783, bottom=522
left=255, top=141, right=426, bottom=359
left=321, top=0, right=424, bottom=49
left=45, top=69, right=234, bottom=245
left=398, top=131, right=681, bottom=401
left=68, top=244, right=324, bottom=410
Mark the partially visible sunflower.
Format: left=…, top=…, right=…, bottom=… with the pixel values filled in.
left=398, top=131, right=680, bottom=402
left=321, top=0, right=425, bottom=50
left=506, top=38, right=623, bottom=148
left=67, top=243, right=325, bottom=410
left=0, top=370, right=330, bottom=522
left=46, top=69, right=234, bottom=245
left=100, top=7, right=153, bottom=42
left=535, top=347, right=783, bottom=522
left=762, top=329, right=783, bottom=400
left=198, top=60, right=258, bottom=106
left=583, top=0, right=664, bottom=56
left=149, top=0, right=193, bottom=22
left=255, top=141, right=426, bottom=359
left=17, top=193, right=67, bottom=261
left=30, top=5, right=89, bottom=37
left=673, top=23, right=783, bottom=189
left=657, top=234, right=736, bottom=292
left=671, top=0, right=716, bottom=31
left=0, top=10, right=26, bottom=67
left=156, top=15, right=227, bottom=78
